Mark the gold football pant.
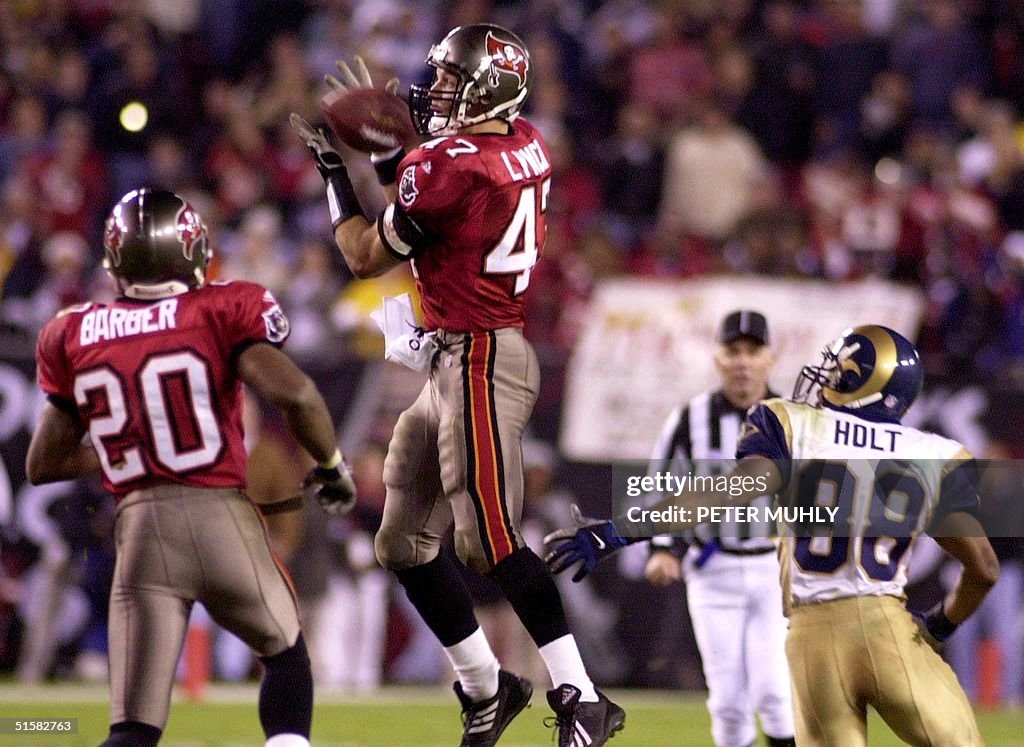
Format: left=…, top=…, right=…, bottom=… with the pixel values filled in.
left=786, top=595, right=982, bottom=746
left=375, top=328, right=540, bottom=574
left=109, top=486, right=300, bottom=728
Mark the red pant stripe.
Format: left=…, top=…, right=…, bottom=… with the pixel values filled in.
left=465, top=332, right=514, bottom=562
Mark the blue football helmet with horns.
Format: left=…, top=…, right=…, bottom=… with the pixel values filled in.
left=792, top=325, right=923, bottom=423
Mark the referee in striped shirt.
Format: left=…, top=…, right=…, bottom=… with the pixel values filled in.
left=644, top=310, right=796, bottom=747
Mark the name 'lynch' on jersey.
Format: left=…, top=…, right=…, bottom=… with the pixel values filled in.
left=386, top=118, right=550, bottom=333
left=737, top=398, right=979, bottom=609
left=35, top=281, right=290, bottom=499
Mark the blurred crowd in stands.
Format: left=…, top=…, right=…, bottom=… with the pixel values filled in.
left=1, top=0, right=1023, bottom=704
left=5, top=0, right=1024, bottom=382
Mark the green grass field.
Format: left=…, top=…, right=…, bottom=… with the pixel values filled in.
left=0, top=684, right=1020, bottom=746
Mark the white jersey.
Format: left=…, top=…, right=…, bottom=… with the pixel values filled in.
left=737, top=398, right=977, bottom=609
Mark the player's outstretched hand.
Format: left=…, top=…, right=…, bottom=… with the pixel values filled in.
left=289, top=113, right=347, bottom=180
left=326, top=55, right=400, bottom=96
left=303, top=461, right=357, bottom=516
left=543, top=504, right=631, bottom=582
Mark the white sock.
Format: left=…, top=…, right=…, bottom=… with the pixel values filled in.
left=445, top=627, right=500, bottom=701
left=265, top=735, right=310, bottom=747
left=539, top=634, right=598, bottom=702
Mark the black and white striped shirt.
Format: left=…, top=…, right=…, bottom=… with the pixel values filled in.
left=648, top=389, right=778, bottom=555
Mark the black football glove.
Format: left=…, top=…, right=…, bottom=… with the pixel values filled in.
left=303, top=461, right=357, bottom=516
left=911, top=602, right=958, bottom=653
left=543, top=504, right=633, bottom=582
left=289, top=113, right=346, bottom=181
left=289, top=113, right=363, bottom=227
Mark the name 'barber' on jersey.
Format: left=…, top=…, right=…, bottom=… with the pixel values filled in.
left=501, top=138, right=550, bottom=181
left=80, top=298, right=179, bottom=346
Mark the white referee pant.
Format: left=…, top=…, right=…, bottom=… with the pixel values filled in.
left=684, top=548, right=794, bottom=747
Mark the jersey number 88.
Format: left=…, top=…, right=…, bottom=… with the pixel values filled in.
left=792, top=461, right=926, bottom=582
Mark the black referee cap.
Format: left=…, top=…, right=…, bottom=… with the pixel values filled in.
left=717, top=310, right=770, bottom=346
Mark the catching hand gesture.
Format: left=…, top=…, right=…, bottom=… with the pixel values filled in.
left=326, top=55, right=400, bottom=97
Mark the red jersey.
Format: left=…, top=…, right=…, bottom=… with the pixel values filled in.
left=390, top=118, right=551, bottom=332
left=35, top=281, right=290, bottom=499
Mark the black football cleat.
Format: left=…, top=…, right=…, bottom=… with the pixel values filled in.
left=545, top=684, right=625, bottom=747
left=454, top=669, right=533, bottom=747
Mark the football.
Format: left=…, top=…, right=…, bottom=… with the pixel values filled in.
left=320, top=87, right=418, bottom=154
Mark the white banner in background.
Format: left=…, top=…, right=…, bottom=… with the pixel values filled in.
left=560, top=277, right=925, bottom=462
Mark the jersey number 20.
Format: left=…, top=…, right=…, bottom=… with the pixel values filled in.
left=74, top=351, right=223, bottom=484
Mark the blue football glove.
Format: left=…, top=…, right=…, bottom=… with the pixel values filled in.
left=543, top=504, right=632, bottom=582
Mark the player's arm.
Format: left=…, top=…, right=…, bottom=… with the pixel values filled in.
left=545, top=401, right=790, bottom=580
left=25, top=399, right=100, bottom=484
left=236, top=342, right=356, bottom=514
left=636, top=399, right=792, bottom=531
left=289, top=112, right=402, bottom=278
left=334, top=213, right=401, bottom=278
left=643, top=455, right=785, bottom=529
left=308, top=138, right=407, bottom=279
left=328, top=143, right=407, bottom=278
left=29, top=317, right=100, bottom=484
left=932, top=514, right=1000, bottom=625
left=916, top=456, right=999, bottom=643
left=545, top=456, right=784, bottom=581
left=329, top=145, right=428, bottom=279
left=237, top=343, right=336, bottom=463
left=290, top=56, right=411, bottom=278
left=631, top=457, right=780, bottom=584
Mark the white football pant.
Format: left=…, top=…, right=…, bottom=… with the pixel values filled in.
left=684, top=549, right=794, bottom=747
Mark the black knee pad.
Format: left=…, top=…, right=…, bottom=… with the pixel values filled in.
left=258, top=633, right=313, bottom=739
left=101, top=721, right=162, bottom=747
left=394, top=552, right=478, bottom=647
left=488, top=546, right=569, bottom=647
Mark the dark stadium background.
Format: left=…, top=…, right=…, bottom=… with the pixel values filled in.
left=0, top=0, right=1022, bottom=715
